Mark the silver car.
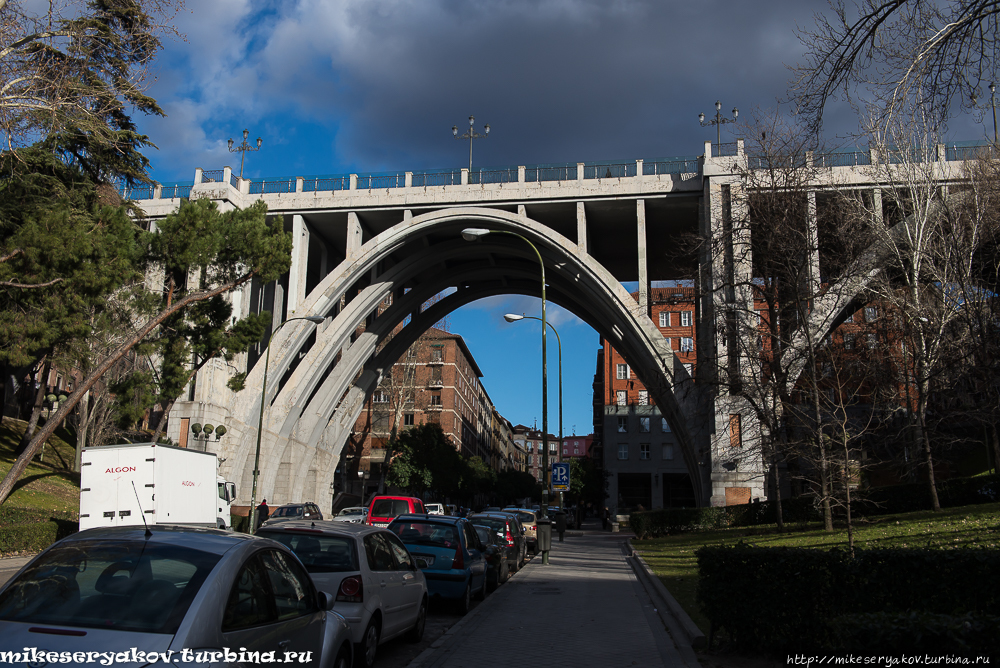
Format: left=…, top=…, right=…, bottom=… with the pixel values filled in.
left=257, top=521, right=427, bottom=668
left=332, top=507, right=368, bottom=524
left=0, top=526, right=353, bottom=668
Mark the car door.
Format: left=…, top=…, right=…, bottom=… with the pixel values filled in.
left=257, top=549, right=324, bottom=661
left=363, top=533, right=403, bottom=638
left=383, top=532, right=423, bottom=626
left=461, top=521, right=486, bottom=590
left=221, top=552, right=284, bottom=656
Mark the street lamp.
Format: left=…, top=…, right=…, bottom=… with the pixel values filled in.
left=228, top=129, right=263, bottom=180
left=452, top=115, right=490, bottom=173
left=699, top=101, right=738, bottom=156
left=248, top=315, right=325, bottom=534
left=504, top=313, right=564, bottom=510
left=972, top=83, right=998, bottom=143
left=461, top=228, right=550, bottom=517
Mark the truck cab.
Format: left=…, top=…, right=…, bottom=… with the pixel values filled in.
left=217, top=476, right=236, bottom=529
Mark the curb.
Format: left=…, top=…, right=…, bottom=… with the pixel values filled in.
left=625, top=538, right=707, bottom=650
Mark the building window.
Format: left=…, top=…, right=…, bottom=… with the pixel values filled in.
left=661, top=418, right=671, bottom=432
left=430, top=393, right=441, bottom=405
left=681, top=311, right=692, bottom=327
left=616, top=363, right=629, bottom=380
left=865, top=306, right=878, bottom=321
left=729, top=414, right=742, bottom=448
left=662, top=444, right=674, bottom=460
left=617, top=417, right=628, bottom=433
left=638, top=390, right=648, bottom=405
left=404, top=413, right=414, bottom=426
left=640, top=443, right=650, bottom=460
left=549, top=444, right=557, bottom=454
left=617, top=444, right=628, bottom=460
left=844, top=334, right=855, bottom=350
left=665, top=337, right=672, bottom=350
left=659, top=311, right=671, bottom=327
left=680, top=337, right=694, bottom=352
left=574, top=447, right=579, bottom=455
left=431, top=348, right=443, bottom=361
left=616, top=390, right=627, bottom=406
left=373, top=391, right=388, bottom=403
left=867, top=332, right=878, bottom=348
left=639, top=417, right=650, bottom=433
left=563, top=447, right=568, bottom=455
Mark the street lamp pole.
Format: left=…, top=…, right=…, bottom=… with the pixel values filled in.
left=505, top=313, right=563, bottom=509
left=698, top=101, right=738, bottom=156
left=452, top=116, right=490, bottom=173
left=249, top=315, right=325, bottom=534
left=461, top=228, right=549, bottom=515
left=228, top=129, right=263, bottom=180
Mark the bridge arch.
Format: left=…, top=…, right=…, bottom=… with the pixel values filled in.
left=217, top=207, right=712, bottom=506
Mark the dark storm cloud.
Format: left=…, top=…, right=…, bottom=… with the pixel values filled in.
left=146, top=0, right=850, bottom=178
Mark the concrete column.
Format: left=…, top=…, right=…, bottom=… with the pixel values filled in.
left=405, top=172, right=413, bottom=188
left=287, top=214, right=310, bottom=313
left=461, top=169, right=469, bottom=185
left=576, top=202, right=588, bottom=254
left=153, top=183, right=162, bottom=200
left=403, top=210, right=413, bottom=222
left=636, top=159, right=644, bottom=178
left=805, top=190, right=821, bottom=294
left=239, top=178, right=250, bottom=195
left=518, top=205, right=527, bottom=218
left=296, top=177, right=304, bottom=193
left=518, top=166, right=526, bottom=183
left=349, top=174, right=358, bottom=190
left=636, top=199, right=649, bottom=317
left=223, top=166, right=232, bottom=186
left=872, top=188, right=883, bottom=224
left=704, top=141, right=712, bottom=159
left=347, top=212, right=363, bottom=259
left=577, top=163, right=584, bottom=182
left=194, top=168, right=203, bottom=185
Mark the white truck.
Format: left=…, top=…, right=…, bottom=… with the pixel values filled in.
left=79, top=443, right=236, bottom=531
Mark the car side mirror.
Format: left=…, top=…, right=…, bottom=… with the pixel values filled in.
left=317, top=590, right=335, bottom=611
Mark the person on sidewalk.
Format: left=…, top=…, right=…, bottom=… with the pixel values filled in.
left=255, top=499, right=269, bottom=530
left=602, top=506, right=610, bottom=530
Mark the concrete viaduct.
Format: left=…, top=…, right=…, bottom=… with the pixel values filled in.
left=130, top=140, right=976, bottom=508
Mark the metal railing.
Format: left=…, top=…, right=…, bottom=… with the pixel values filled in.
left=158, top=183, right=193, bottom=199
left=526, top=163, right=577, bottom=182
left=469, top=167, right=518, bottom=184
left=644, top=158, right=699, bottom=175
left=302, top=175, right=350, bottom=192
left=357, top=173, right=406, bottom=190
left=746, top=153, right=809, bottom=170
left=583, top=162, right=636, bottom=179
left=249, top=178, right=296, bottom=195
left=230, top=171, right=240, bottom=189
left=716, top=142, right=739, bottom=157
left=812, top=150, right=871, bottom=168
left=201, top=169, right=224, bottom=183
left=946, top=142, right=997, bottom=161
left=411, top=170, right=462, bottom=187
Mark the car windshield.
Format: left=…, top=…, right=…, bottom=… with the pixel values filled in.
left=509, top=512, right=535, bottom=524
left=0, top=540, right=221, bottom=634
left=471, top=517, right=506, bottom=532
left=258, top=531, right=359, bottom=573
left=371, top=499, right=410, bottom=518
left=337, top=508, right=363, bottom=516
left=388, top=521, right=459, bottom=548
left=272, top=506, right=303, bottom=518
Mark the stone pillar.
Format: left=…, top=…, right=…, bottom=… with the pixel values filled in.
left=461, top=169, right=469, bottom=185
left=349, top=174, right=358, bottom=190
left=403, top=210, right=413, bottom=222
left=347, top=212, right=363, bottom=259
left=577, top=163, right=584, bottom=182
left=223, top=166, right=232, bottom=187
left=287, top=214, right=310, bottom=313
left=518, top=205, right=527, bottom=218
left=194, top=168, right=203, bottom=185
left=405, top=172, right=413, bottom=188
left=296, top=177, right=304, bottom=193
left=576, top=202, right=588, bottom=254
left=518, top=166, right=526, bottom=183
left=636, top=199, right=649, bottom=317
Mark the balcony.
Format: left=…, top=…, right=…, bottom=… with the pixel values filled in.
left=428, top=379, right=444, bottom=389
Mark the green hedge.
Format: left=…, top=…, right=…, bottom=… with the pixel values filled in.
left=697, top=544, right=1000, bottom=654
left=855, top=474, right=1000, bottom=516
left=0, top=508, right=78, bottom=554
left=629, top=496, right=819, bottom=538
left=830, top=611, right=1000, bottom=654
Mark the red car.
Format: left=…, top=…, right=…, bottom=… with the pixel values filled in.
left=367, top=495, right=425, bottom=527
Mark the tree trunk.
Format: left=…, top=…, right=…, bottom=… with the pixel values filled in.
left=771, top=449, right=784, bottom=532
left=990, top=422, right=1000, bottom=476
left=150, top=398, right=175, bottom=444
left=75, top=390, right=89, bottom=471
left=919, top=417, right=941, bottom=511
left=0, top=276, right=253, bottom=508
left=843, top=436, right=854, bottom=558
left=16, top=360, right=50, bottom=456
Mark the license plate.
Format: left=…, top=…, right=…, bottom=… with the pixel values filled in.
left=373, top=522, right=389, bottom=527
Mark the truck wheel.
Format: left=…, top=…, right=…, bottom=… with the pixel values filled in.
left=217, top=520, right=227, bottom=530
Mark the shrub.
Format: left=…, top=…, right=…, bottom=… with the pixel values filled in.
left=629, top=496, right=820, bottom=537
left=854, top=474, right=1000, bottom=516
left=829, top=611, right=1000, bottom=654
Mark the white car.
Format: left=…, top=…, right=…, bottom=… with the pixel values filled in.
left=257, top=520, right=427, bottom=668
left=333, top=506, right=368, bottom=523
left=425, top=503, right=445, bottom=515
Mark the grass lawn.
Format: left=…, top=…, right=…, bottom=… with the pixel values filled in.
left=634, top=501, right=1000, bottom=637
left=0, top=417, right=80, bottom=555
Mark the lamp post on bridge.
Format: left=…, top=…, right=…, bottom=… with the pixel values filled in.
left=452, top=116, right=490, bottom=173
left=248, top=315, right=325, bottom=534
left=461, top=228, right=551, bottom=520
left=699, top=101, right=738, bottom=156
left=972, top=83, right=998, bottom=143
left=504, top=313, right=564, bottom=512
left=228, top=129, right=262, bottom=180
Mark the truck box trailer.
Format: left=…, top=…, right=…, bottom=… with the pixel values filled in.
left=79, top=443, right=235, bottom=531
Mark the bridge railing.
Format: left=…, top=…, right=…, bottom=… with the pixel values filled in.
left=526, top=163, right=577, bottom=182
left=250, top=178, right=297, bottom=194
left=583, top=162, right=636, bottom=179
left=303, top=175, right=351, bottom=192
left=201, top=169, right=225, bottom=183
left=411, top=169, right=463, bottom=187
left=469, top=167, right=518, bottom=184
left=643, top=158, right=700, bottom=175
left=357, top=173, right=407, bottom=190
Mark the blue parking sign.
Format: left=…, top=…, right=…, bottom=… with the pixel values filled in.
left=551, top=462, right=570, bottom=491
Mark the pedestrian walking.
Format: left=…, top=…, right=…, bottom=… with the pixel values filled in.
left=256, top=498, right=269, bottom=530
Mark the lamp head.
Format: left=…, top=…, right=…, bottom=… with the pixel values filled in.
left=484, top=124, right=490, bottom=135
left=243, top=129, right=249, bottom=140
left=469, top=115, right=474, bottom=126
left=304, top=316, right=325, bottom=324
left=228, top=138, right=234, bottom=151
left=461, top=227, right=490, bottom=241
left=256, top=137, right=262, bottom=148
left=503, top=313, right=524, bottom=323
left=732, top=107, right=738, bottom=119
left=698, top=112, right=705, bottom=124
left=715, top=100, right=721, bottom=112
left=452, top=125, right=458, bottom=136
left=992, top=82, right=996, bottom=94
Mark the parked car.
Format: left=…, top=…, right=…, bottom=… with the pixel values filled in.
left=367, top=496, right=426, bottom=527
left=445, top=504, right=457, bottom=516
left=472, top=524, right=506, bottom=590
left=333, top=506, right=368, bottom=523
left=503, top=508, right=540, bottom=554
left=469, top=512, right=527, bottom=569
left=257, top=521, right=427, bottom=668
left=261, top=501, right=324, bottom=527
left=387, top=514, right=488, bottom=614
left=425, top=503, right=445, bottom=515
left=0, top=526, right=354, bottom=668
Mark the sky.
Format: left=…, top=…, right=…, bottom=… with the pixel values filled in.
left=131, top=0, right=990, bottom=439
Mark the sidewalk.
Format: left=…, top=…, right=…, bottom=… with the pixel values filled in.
left=407, top=521, right=700, bottom=668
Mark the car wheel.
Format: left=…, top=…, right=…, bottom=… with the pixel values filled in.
left=407, top=599, right=426, bottom=643
left=355, top=619, right=379, bottom=668
left=457, top=582, right=472, bottom=615
left=476, top=572, right=488, bottom=600
left=333, top=643, right=351, bottom=668
left=499, top=561, right=509, bottom=584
